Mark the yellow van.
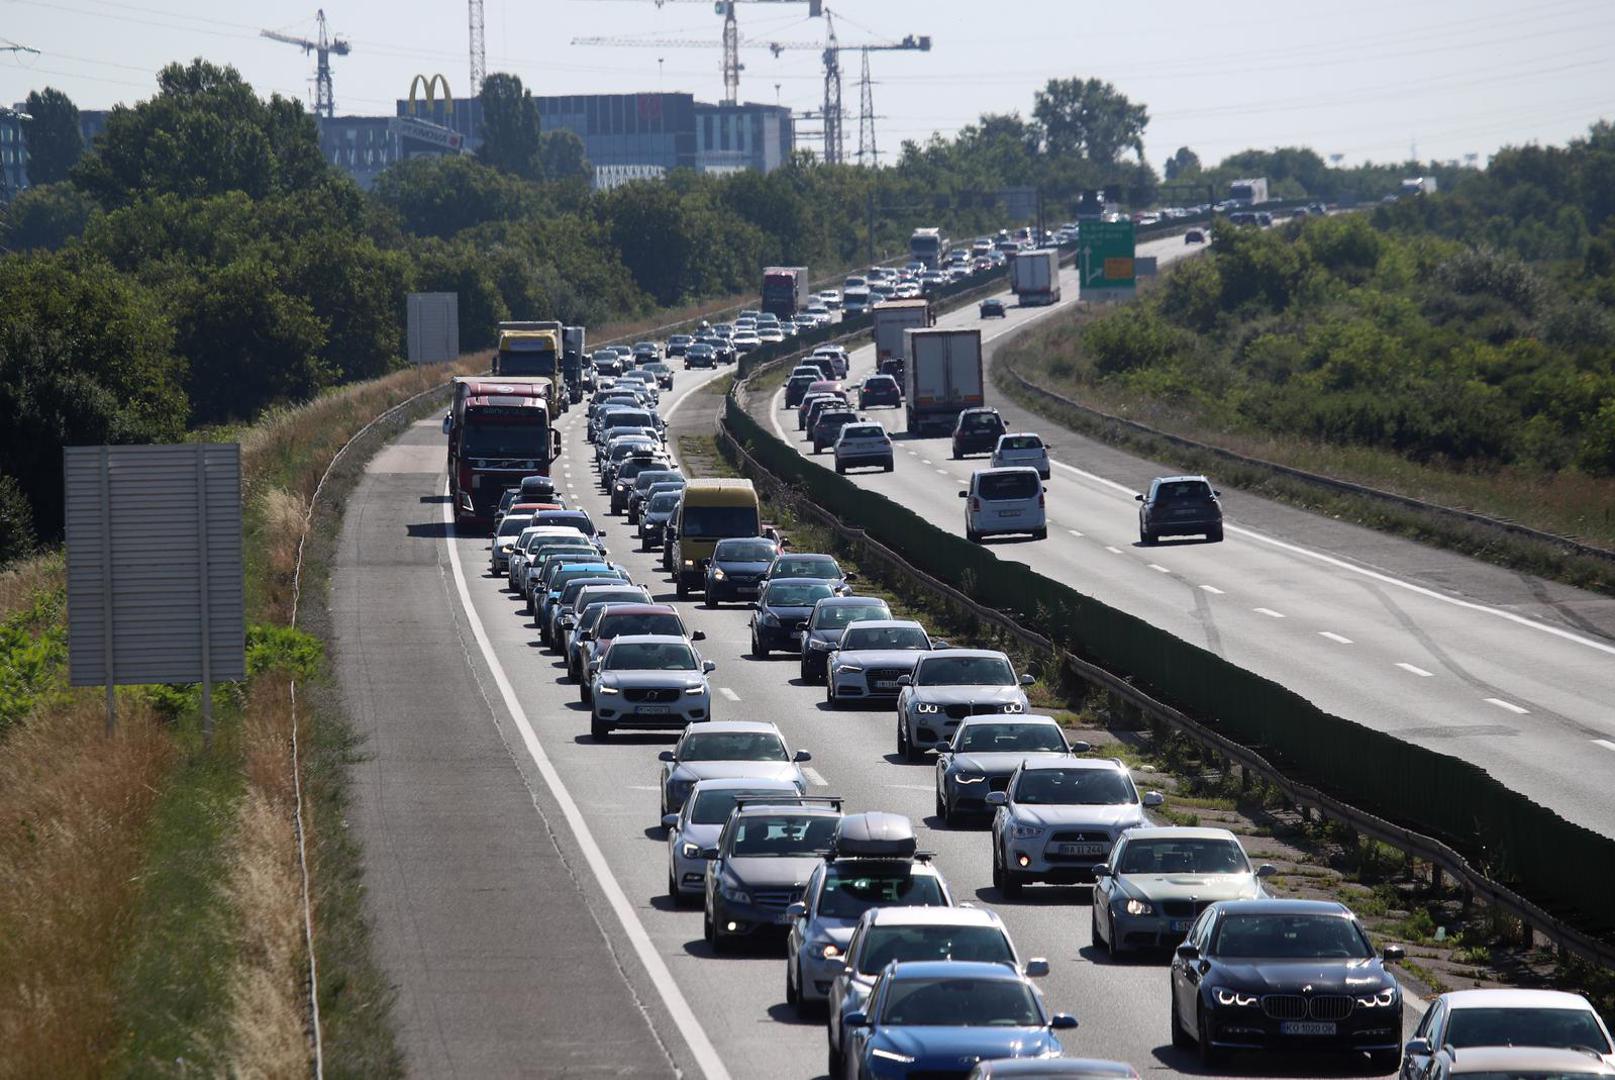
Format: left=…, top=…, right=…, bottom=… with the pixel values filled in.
left=671, top=479, right=762, bottom=598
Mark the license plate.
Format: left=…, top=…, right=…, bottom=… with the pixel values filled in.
left=1057, top=842, right=1108, bottom=856
left=637, top=705, right=670, bottom=715
left=1280, top=1021, right=1337, bottom=1037
left=997, top=510, right=1024, bottom=519
left=874, top=680, right=898, bottom=690
left=1170, top=920, right=1192, bottom=932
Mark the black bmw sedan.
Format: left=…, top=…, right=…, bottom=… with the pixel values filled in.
left=1168, top=899, right=1405, bottom=1070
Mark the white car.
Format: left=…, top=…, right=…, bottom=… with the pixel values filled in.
left=755, top=325, right=785, bottom=344
left=833, top=422, right=894, bottom=474
left=991, top=433, right=1051, bottom=479
left=803, top=302, right=832, bottom=326
left=731, top=330, right=762, bottom=353
left=961, top=467, right=1047, bottom=543
left=819, top=289, right=842, bottom=309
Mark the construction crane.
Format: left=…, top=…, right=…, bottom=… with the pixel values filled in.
left=573, top=0, right=819, bottom=106
left=260, top=9, right=350, bottom=119
left=468, top=0, right=486, bottom=97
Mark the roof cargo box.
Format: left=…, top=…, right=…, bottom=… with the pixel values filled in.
left=831, top=811, right=917, bottom=860
left=520, top=476, right=557, bottom=499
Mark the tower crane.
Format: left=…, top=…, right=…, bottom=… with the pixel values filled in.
left=260, top=9, right=350, bottom=119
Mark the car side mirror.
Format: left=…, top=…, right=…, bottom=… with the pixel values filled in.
left=896, top=674, right=913, bottom=686
left=1050, top=1013, right=1078, bottom=1030
left=1405, top=1038, right=1431, bottom=1058
left=658, top=750, right=676, bottom=762
left=1092, top=863, right=1111, bottom=878
left=1019, top=674, right=1035, bottom=686
left=1175, top=944, right=1199, bottom=962
left=700, top=847, right=719, bottom=860
left=690, top=630, right=706, bottom=641
left=794, top=750, right=812, bottom=762
left=796, top=621, right=809, bottom=631
left=588, top=660, right=601, bottom=673
left=1143, top=791, right=1165, bottom=807
left=843, top=1011, right=868, bottom=1029
left=702, top=660, right=717, bottom=674
left=1134, top=493, right=1144, bottom=501
left=1256, top=863, right=1276, bottom=878
left=785, top=902, right=807, bottom=920
left=661, top=813, right=678, bottom=829
left=1068, top=740, right=1092, bottom=754
left=1214, top=489, right=1222, bottom=497
left=1383, top=945, right=1406, bottom=963
left=985, top=791, right=1007, bottom=806
left=843, top=572, right=857, bottom=582
left=931, top=640, right=949, bottom=650
left=957, top=490, right=967, bottom=498
left=1023, top=958, right=1050, bottom=978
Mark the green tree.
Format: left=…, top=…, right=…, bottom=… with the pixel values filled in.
left=21, top=87, right=83, bottom=185
left=477, top=72, right=543, bottom=180
left=70, top=59, right=327, bottom=207
left=1032, top=78, right=1148, bottom=164
left=1164, top=146, right=1200, bottom=180
left=371, top=155, right=539, bottom=239
left=1, top=182, right=96, bottom=251
left=0, top=474, right=35, bottom=569
left=538, top=130, right=591, bottom=184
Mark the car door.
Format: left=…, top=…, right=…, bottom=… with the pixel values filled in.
left=1094, top=835, right=1125, bottom=943
left=789, top=864, right=825, bottom=974
left=1172, top=907, right=1215, bottom=1028
left=1402, top=1001, right=1446, bottom=1080
left=830, top=920, right=867, bottom=1052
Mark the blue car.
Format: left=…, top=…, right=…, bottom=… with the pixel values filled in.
left=843, top=960, right=1077, bottom=1079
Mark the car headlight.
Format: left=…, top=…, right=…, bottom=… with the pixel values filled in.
left=719, top=882, right=751, bottom=905
left=809, top=639, right=833, bottom=650
left=711, top=568, right=726, bottom=581
left=500, top=544, right=514, bottom=552
left=954, top=773, right=986, bottom=785
left=1001, top=701, right=1025, bottom=713
left=680, top=841, right=700, bottom=859
left=1356, top=989, right=1397, bottom=1008
left=835, top=663, right=862, bottom=673
left=819, top=942, right=841, bottom=960
left=1011, top=823, right=1044, bottom=839
left=597, top=685, right=620, bottom=696
left=1213, top=987, right=1259, bottom=1008
left=683, top=559, right=694, bottom=568
left=615, top=482, right=627, bottom=491
left=914, top=702, right=939, bottom=714
left=684, top=684, right=705, bottom=695
left=1124, top=898, right=1154, bottom=916
left=871, top=1048, right=915, bottom=1064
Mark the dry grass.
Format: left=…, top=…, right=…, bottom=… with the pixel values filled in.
left=0, top=693, right=176, bottom=1079
left=0, top=550, right=63, bottom=623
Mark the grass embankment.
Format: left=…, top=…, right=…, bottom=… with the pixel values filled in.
left=0, top=356, right=481, bottom=1078
left=995, top=215, right=1615, bottom=596
left=702, top=425, right=1615, bottom=1018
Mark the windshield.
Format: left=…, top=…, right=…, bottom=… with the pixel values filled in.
left=841, top=626, right=929, bottom=651
left=1118, top=838, right=1250, bottom=875
left=462, top=419, right=547, bottom=458
left=958, top=723, right=1067, bottom=753
left=604, top=642, right=698, bottom=671
left=1013, top=768, right=1134, bottom=805
left=604, top=411, right=653, bottom=430
left=978, top=472, right=1040, bottom=500
left=859, top=926, right=1014, bottom=976
left=1155, top=480, right=1214, bottom=501
left=599, top=614, right=683, bottom=639
left=680, top=731, right=788, bottom=762
left=1212, top=914, right=1373, bottom=960
left=764, top=582, right=835, bottom=607
left=812, top=603, right=890, bottom=630
left=716, top=540, right=776, bottom=562
left=497, top=516, right=533, bottom=538
left=534, top=512, right=593, bottom=535
left=561, top=578, right=623, bottom=605
left=729, top=815, right=838, bottom=858
left=818, top=867, right=945, bottom=919
left=916, top=656, right=1015, bottom=687
left=681, top=505, right=760, bottom=539
left=649, top=493, right=681, bottom=513
left=1446, top=1009, right=1611, bottom=1054
left=880, top=977, right=1041, bottom=1028
left=773, top=557, right=839, bottom=579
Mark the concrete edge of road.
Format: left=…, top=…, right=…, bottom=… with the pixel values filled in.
left=712, top=300, right=1615, bottom=977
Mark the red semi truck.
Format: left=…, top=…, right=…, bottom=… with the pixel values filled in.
left=444, top=377, right=562, bottom=527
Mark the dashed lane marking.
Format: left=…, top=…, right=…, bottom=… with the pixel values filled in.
left=1593, top=739, right=1615, bottom=752
left=1396, top=663, right=1434, bottom=677
left=1253, top=607, right=1286, bottom=619
left=1067, top=529, right=1083, bottom=537
left=1484, top=697, right=1530, bottom=715
left=718, top=687, right=740, bottom=702
left=1104, top=546, right=1122, bottom=554
left=1199, top=585, right=1225, bottom=595
left=1147, top=563, right=1170, bottom=574
left=802, top=767, right=829, bottom=787
left=1319, top=631, right=1354, bottom=645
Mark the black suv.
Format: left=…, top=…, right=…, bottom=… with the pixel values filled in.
left=1137, top=474, right=1223, bottom=543
left=950, top=407, right=1006, bottom=458
left=858, top=375, right=901, bottom=409
left=812, top=408, right=861, bottom=454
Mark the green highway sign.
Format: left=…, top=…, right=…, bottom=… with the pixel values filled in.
left=1078, top=220, right=1137, bottom=299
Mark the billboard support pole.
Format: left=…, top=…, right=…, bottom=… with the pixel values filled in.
left=195, top=446, right=214, bottom=750
left=99, top=446, right=116, bottom=735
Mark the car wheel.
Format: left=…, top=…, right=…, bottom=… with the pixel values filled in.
left=668, top=868, right=682, bottom=905
left=702, top=592, right=716, bottom=609
left=935, top=787, right=947, bottom=821
left=824, top=683, right=835, bottom=708
left=827, top=1042, right=844, bottom=1080
left=785, top=959, right=799, bottom=1007
left=676, top=580, right=688, bottom=599
left=578, top=682, right=589, bottom=705
left=1033, top=528, right=1048, bottom=541
left=799, top=661, right=811, bottom=683
left=1170, top=994, right=1194, bottom=1050
left=1140, top=527, right=1156, bottom=546
left=751, top=631, right=768, bottom=658
left=835, top=463, right=845, bottom=474
left=1001, top=864, right=1023, bottom=898
left=966, top=529, right=981, bottom=544
left=1197, top=1005, right=1225, bottom=1067
left=1208, top=526, right=1224, bottom=543
left=703, top=906, right=714, bottom=942
left=950, top=446, right=961, bottom=460
left=883, top=462, right=893, bottom=472
left=590, top=714, right=610, bottom=741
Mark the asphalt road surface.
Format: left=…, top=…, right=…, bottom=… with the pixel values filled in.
left=333, top=321, right=1447, bottom=1076
left=743, top=235, right=1615, bottom=843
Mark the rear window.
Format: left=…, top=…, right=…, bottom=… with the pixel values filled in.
left=599, top=613, right=684, bottom=639
left=842, top=425, right=885, bottom=440
left=604, top=410, right=653, bottom=428
left=812, top=602, right=891, bottom=629
left=977, top=472, right=1040, bottom=501
left=1155, top=480, right=1214, bottom=501
left=764, top=582, right=835, bottom=607
left=1000, top=435, right=1043, bottom=450
left=863, top=376, right=897, bottom=389
left=961, top=413, right=1004, bottom=431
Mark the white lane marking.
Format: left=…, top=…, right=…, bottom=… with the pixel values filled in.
left=1147, top=563, right=1170, bottom=574
left=1396, top=662, right=1434, bottom=677
left=1044, top=460, right=1615, bottom=659
left=935, top=469, right=949, bottom=477
left=718, top=687, right=740, bottom=702
left=1199, top=584, right=1225, bottom=595
left=626, top=785, right=660, bottom=792
left=1484, top=697, right=1530, bottom=715
left=1253, top=607, right=1286, bottom=619
left=887, top=783, right=936, bottom=792
left=1593, top=739, right=1615, bottom=752
left=441, top=491, right=731, bottom=1080
left=1067, top=529, right=1084, bottom=537
left=906, top=449, right=918, bottom=456
left=920, top=458, right=933, bottom=465
left=802, top=767, right=829, bottom=787
left=1319, top=631, right=1354, bottom=645
left=1104, top=545, right=1122, bottom=554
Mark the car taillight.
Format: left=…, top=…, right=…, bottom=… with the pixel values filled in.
left=970, top=497, right=981, bottom=512
left=1038, top=493, right=1045, bottom=508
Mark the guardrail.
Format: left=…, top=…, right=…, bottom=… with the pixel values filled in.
left=714, top=354, right=1615, bottom=967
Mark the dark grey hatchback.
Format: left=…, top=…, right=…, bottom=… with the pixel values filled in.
left=1138, top=474, right=1223, bottom=544
left=703, top=536, right=779, bottom=607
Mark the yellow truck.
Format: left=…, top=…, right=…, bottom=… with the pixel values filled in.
left=495, top=320, right=566, bottom=415
left=671, top=479, right=762, bottom=599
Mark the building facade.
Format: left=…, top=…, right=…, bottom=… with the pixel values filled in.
left=0, top=106, right=109, bottom=196
left=694, top=101, right=794, bottom=175
left=317, top=114, right=465, bottom=190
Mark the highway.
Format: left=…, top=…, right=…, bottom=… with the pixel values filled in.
left=744, top=236, right=1615, bottom=841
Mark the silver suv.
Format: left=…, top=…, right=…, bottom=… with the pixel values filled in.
left=588, top=635, right=715, bottom=740
left=896, top=649, right=1035, bottom=761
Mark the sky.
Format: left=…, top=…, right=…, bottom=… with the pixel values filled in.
left=2, top=0, right=1612, bottom=171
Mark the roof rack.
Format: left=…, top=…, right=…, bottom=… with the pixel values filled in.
left=732, top=795, right=844, bottom=812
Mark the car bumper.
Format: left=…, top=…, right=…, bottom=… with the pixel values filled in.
left=972, top=513, right=1045, bottom=537
left=592, top=698, right=710, bottom=728
left=1108, top=909, right=1202, bottom=950
left=1002, top=838, right=1113, bottom=881
left=710, top=894, right=795, bottom=938
left=836, top=452, right=893, bottom=470
left=796, top=950, right=846, bottom=1002
left=705, top=576, right=762, bottom=600
left=491, top=551, right=513, bottom=572
left=954, top=437, right=999, bottom=455
left=754, top=624, right=800, bottom=651
left=828, top=672, right=903, bottom=703
left=1204, top=1010, right=1401, bottom=1054
left=1150, top=516, right=1222, bottom=537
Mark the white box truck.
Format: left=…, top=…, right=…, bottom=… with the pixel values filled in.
left=904, top=328, right=984, bottom=436
left=872, top=298, right=932, bottom=364
left=1011, top=248, right=1061, bottom=306
left=1228, top=177, right=1269, bottom=206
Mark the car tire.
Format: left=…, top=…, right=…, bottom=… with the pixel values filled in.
left=676, top=580, right=689, bottom=599
left=902, top=728, right=924, bottom=764
left=1208, top=526, right=1224, bottom=543
left=835, top=463, right=845, bottom=474
left=951, top=446, right=961, bottom=460
left=751, top=630, right=768, bottom=658
left=883, top=462, right=893, bottom=472
left=668, top=868, right=682, bottom=905
left=966, top=529, right=981, bottom=544
left=703, top=906, right=714, bottom=943
left=1140, top=527, right=1156, bottom=546
left=799, top=661, right=811, bottom=683
left=1197, top=1006, right=1225, bottom=1067
left=1033, top=528, right=1048, bottom=541
left=702, top=592, right=716, bottom=609
left=824, top=683, right=835, bottom=708
left=1170, top=996, right=1194, bottom=1050
left=578, top=682, right=589, bottom=705
left=827, top=1042, right=844, bottom=1080
left=590, top=714, right=610, bottom=740
left=1001, top=865, right=1023, bottom=898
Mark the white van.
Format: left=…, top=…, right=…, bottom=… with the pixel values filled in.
left=960, top=467, right=1046, bottom=543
